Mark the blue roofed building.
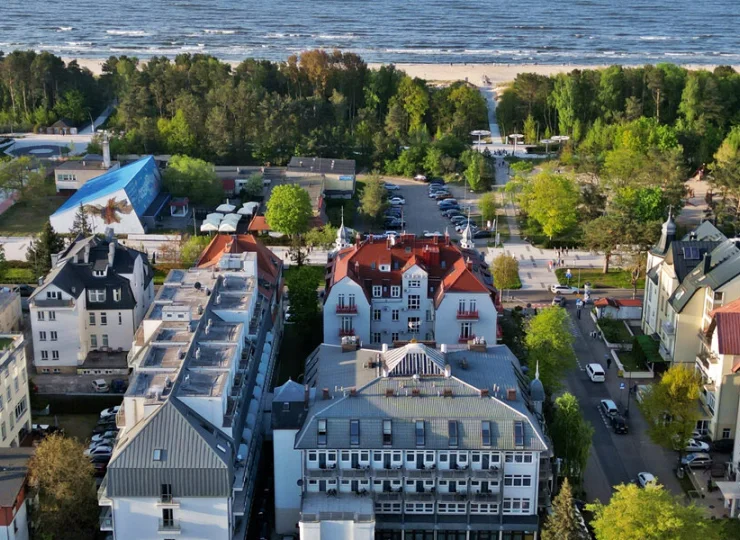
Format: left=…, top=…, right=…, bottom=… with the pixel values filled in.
left=50, top=156, right=171, bottom=235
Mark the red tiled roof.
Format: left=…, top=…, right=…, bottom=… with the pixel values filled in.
left=196, top=234, right=282, bottom=300
left=594, top=297, right=642, bottom=308
left=709, top=298, right=740, bottom=358
left=248, top=215, right=324, bottom=233
left=328, top=234, right=494, bottom=304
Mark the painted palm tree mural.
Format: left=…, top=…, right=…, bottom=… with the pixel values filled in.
left=83, top=198, right=134, bottom=224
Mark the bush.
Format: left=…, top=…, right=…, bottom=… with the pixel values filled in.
left=634, top=335, right=661, bottom=364
left=597, top=317, right=631, bottom=344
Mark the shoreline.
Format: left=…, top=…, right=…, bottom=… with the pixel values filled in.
left=62, top=57, right=739, bottom=85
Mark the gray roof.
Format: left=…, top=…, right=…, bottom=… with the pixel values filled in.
left=0, top=448, right=33, bottom=507
left=107, top=399, right=232, bottom=498
left=664, top=241, right=720, bottom=283
left=288, top=156, right=355, bottom=176
left=682, top=221, right=726, bottom=242
left=670, top=239, right=740, bottom=313
left=272, top=380, right=310, bottom=430
left=296, top=343, right=548, bottom=452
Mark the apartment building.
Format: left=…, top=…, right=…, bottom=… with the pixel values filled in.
left=0, top=335, right=31, bottom=448
left=29, top=232, right=154, bottom=374
left=98, top=236, right=283, bottom=539
left=324, top=232, right=501, bottom=348
left=273, top=341, right=551, bottom=540
left=0, top=448, right=34, bottom=540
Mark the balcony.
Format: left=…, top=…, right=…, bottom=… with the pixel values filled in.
left=99, top=507, right=113, bottom=531
left=438, top=492, right=469, bottom=502
left=471, top=467, right=501, bottom=479
left=373, top=492, right=402, bottom=502
left=156, top=494, right=180, bottom=507
left=97, top=476, right=111, bottom=506
left=405, top=492, right=435, bottom=502
left=338, top=329, right=355, bottom=337
left=662, top=321, right=675, bottom=335
left=306, top=468, right=338, bottom=478
left=658, top=344, right=672, bottom=362
left=456, top=310, right=479, bottom=320
left=458, top=335, right=475, bottom=344
left=696, top=350, right=719, bottom=371
left=336, top=305, right=358, bottom=314
left=471, top=492, right=499, bottom=503
left=158, top=519, right=180, bottom=533
left=373, top=468, right=403, bottom=479
left=406, top=468, right=436, bottom=479
left=115, top=406, right=125, bottom=429
left=341, top=468, right=370, bottom=478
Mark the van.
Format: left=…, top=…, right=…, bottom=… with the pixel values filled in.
left=586, top=363, right=606, bottom=382
left=600, top=399, right=619, bottom=417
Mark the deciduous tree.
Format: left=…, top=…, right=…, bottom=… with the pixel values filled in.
left=477, top=192, right=497, bottom=225
left=265, top=184, right=313, bottom=236
left=550, top=393, right=594, bottom=487
left=286, top=265, right=321, bottom=338
left=524, top=307, right=576, bottom=393
left=179, top=235, right=211, bottom=267
left=520, top=172, right=579, bottom=239
left=162, top=154, right=223, bottom=207
left=360, top=175, right=388, bottom=223
left=491, top=254, right=520, bottom=291
left=305, top=225, right=338, bottom=250
left=240, top=173, right=264, bottom=200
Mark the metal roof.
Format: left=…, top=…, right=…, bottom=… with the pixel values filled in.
left=288, top=156, right=355, bottom=176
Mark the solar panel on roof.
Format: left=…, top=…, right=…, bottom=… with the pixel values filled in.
left=514, top=421, right=524, bottom=448
left=682, top=246, right=700, bottom=260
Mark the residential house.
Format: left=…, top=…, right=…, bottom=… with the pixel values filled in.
left=0, top=335, right=31, bottom=448
left=54, top=137, right=119, bottom=192
left=323, top=231, right=501, bottom=347
left=0, top=292, right=21, bottom=333
left=0, top=448, right=34, bottom=540
left=272, top=341, right=551, bottom=539
left=593, top=298, right=642, bottom=320
left=29, top=233, right=154, bottom=374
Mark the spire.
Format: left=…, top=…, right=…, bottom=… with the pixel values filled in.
left=535, top=360, right=540, bottom=380
left=652, top=205, right=677, bottom=256
left=460, top=207, right=474, bottom=250
left=334, top=207, right=350, bottom=251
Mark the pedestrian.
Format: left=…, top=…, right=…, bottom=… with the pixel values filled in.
left=606, top=356, right=612, bottom=369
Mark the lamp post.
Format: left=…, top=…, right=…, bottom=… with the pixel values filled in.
left=508, top=134, right=523, bottom=156
left=540, top=138, right=553, bottom=156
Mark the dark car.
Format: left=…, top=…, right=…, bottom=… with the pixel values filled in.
left=90, top=454, right=110, bottom=477
left=111, top=379, right=128, bottom=393
left=434, top=192, right=454, bottom=200
left=93, top=423, right=118, bottom=435
left=473, top=230, right=492, bottom=239
left=711, top=438, right=735, bottom=453
left=12, top=284, right=36, bottom=297
left=611, top=414, right=628, bottom=434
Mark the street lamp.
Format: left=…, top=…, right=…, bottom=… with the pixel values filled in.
left=508, top=134, right=523, bottom=156
left=470, top=129, right=491, bottom=152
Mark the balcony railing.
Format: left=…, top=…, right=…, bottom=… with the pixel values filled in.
left=158, top=519, right=180, bottom=532
left=458, top=334, right=475, bottom=344
left=336, top=305, right=358, bottom=314
left=99, top=508, right=113, bottom=531
left=115, top=407, right=125, bottom=429
left=339, top=329, right=355, bottom=337
left=662, top=321, right=675, bottom=335
left=157, top=494, right=179, bottom=507
left=696, top=350, right=719, bottom=371
left=456, top=310, right=479, bottom=320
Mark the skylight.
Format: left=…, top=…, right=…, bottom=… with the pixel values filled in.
left=481, top=421, right=491, bottom=447
left=448, top=420, right=458, bottom=447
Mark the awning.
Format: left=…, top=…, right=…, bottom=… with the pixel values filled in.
left=206, top=212, right=224, bottom=221
left=200, top=221, right=220, bottom=232
left=716, top=481, right=740, bottom=499
left=216, top=199, right=236, bottom=213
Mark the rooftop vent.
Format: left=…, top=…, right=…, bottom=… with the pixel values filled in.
left=385, top=388, right=395, bottom=398
left=442, top=388, right=453, bottom=398
left=349, top=388, right=357, bottom=397
left=479, top=388, right=489, bottom=398
left=411, top=388, right=421, bottom=397
left=458, top=358, right=469, bottom=370
left=322, top=388, right=330, bottom=400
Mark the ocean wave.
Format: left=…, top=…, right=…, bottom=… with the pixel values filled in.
left=67, top=41, right=93, bottom=46
left=264, top=32, right=302, bottom=39
left=639, top=36, right=671, bottom=41
left=315, top=33, right=357, bottom=40
left=106, top=30, right=151, bottom=37
left=203, top=29, right=237, bottom=35
left=56, top=26, right=73, bottom=32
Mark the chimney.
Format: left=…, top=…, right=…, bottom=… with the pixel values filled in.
left=385, top=388, right=394, bottom=398
left=195, top=347, right=201, bottom=359
left=444, top=364, right=451, bottom=378
left=304, top=385, right=310, bottom=410
left=84, top=244, right=90, bottom=264
left=381, top=343, right=388, bottom=353
left=444, top=230, right=450, bottom=245
left=50, top=253, right=60, bottom=268
left=102, top=132, right=111, bottom=169
left=506, top=388, right=517, bottom=401
left=440, top=343, right=448, bottom=354
left=322, top=388, right=330, bottom=400
left=108, top=241, right=115, bottom=267
left=433, top=234, right=439, bottom=245
left=479, top=388, right=489, bottom=398
left=82, top=161, right=86, bottom=167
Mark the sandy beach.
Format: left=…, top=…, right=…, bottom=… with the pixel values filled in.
left=64, top=57, right=739, bottom=87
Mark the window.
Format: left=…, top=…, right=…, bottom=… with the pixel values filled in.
left=40, top=351, right=48, bottom=360
left=408, top=295, right=420, bottom=309
left=13, top=377, right=18, bottom=392
left=14, top=400, right=26, bottom=421
left=408, top=279, right=420, bottom=288
left=350, top=420, right=360, bottom=445
left=723, top=428, right=731, bottom=439
left=482, top=421, right=491, bottom=447
left=308, top=451, right=317, bottom=462
left=102, top=334, right=109, bottom=348
left=348, top=294, right=356, bottom=307
left=460, top=321, right=473, bottom=339
left=46, top=291, right=60, bottom=299
left=415, top=420, right=425, bottom=446
left=383, top=420, right=392, bottom=445
left=161, top=484, right=173, bottom=503
left=50, top=331, right=57, bottom=341
left=48, top=311, right=56, bottom=321
left=391, top=309, right=399, bottom=322
left=52, top=351, right=59, bottom=360
left=391, top=332, right=399, bottom=342
left=118, top=312, right=123, bottom=325
left=0, top=422, right=4, bottom=440
left=113, top=288, right=122, bottom=302
left=341, top=317, right=353, bottom=332
left=373, top=285, right=382, bottom=298
left=407, top=317, right=420, bottom=333
left=458, top=299, right=466, bottom=312
left=162, top=508, right=174, bottom=528
left=89, top=313, right=96, bottom=326
left=373, top=309, right=382, bottom=321
left=448, top=421, right=459, bottom=447
left=37, top=311, right=45, bottom=321
left=101, top=313, right=108, bottom=326
left=317, top=419, right=327, bottom=446
left=372, top=332, right=381, bottom=344
left=504, top=475, right=532, bottom=487
left=0, top=395, right=3, bottom=411
left=425, top=310, right=433, bottom=322
left=153, top=449, right=164, bottom=461
left=39, top=331, right=47, bottom=341
left=57, top=173, right=77, bottom=183
left=391, top=286, right=401, bottom=298
left=337, top=294, right=345, bottom=308
left=503, top=497, right=531, bottom=515
left=93, top=268, right=107, bottom=277
left=90, top=335, right=98, bottom=349
left=514, top=421, right=524, bottom=447
left=88, top=289, right=106, bottom=303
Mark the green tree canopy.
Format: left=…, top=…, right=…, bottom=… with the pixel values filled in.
left=27, top=221, right=65, bottom=278
left=551, top=393, right=594, bottom=486
left=524, top=307, right=576, bottom=392
left=477, top=192, right=497, bottom=224
left=520, top=172, right=579, bottom=239
left=360, top=174, right=388, bottom=223
left=179, top=235, right=211, bottom=267
left=587, top=482, right=717, bottom=540
left=71, top=203, right=93, bottom=238
left=491, top=254, right=520, bottom=290
left=28, top=434, right=99, bottom=540
left=305, top=225, right=338, bottom=250
left=286, top=265, right=321, bottom=339
left=162, top=154, right=223, bottom=207
left=542, top=478, right=589, bottom=540
left=265, top=184, right=313, bottom=236
left=240, top=173, right=264, bottom=200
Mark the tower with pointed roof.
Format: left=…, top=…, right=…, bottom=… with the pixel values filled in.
left=334, top=207, right=351, bottom=251
left=529, top=361, right=545, bottom=415
left=651, top=207, right=677, bottom=257
left=460, top=210, right=475, bottom=250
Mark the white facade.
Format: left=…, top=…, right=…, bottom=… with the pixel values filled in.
left=0, top=335, right=31, bottom=448
left=435, top=291, right=500, bottom=345
left=0, top=496, right=28, bottom=540
left=273, top=428, right=302, bottom=534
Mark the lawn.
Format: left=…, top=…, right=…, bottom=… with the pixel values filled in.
left=33, top=413, right=99, bottom=443
left=616, top=350, right=648, bottom=372
left=555, top=268, right=645, bottom=290
left=0, top=197, right=66, bottom=236
left=0, top=267, right=34, bottom=284
left=0, top=337, right=14, bottom=350
left=598, top=317, right=633, bottom=344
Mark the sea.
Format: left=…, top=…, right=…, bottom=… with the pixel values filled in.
left=1, top=0, right=739, bottom=65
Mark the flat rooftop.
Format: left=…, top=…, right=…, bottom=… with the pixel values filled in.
left=178, top=370, right=228, bottom=397
left=198, top=321, right=242, bottom=343
left=139, top=345, right=186, bottom=370
left=189, top=344, right=238, bottom=370
left=151, top=322, right=194, bottom=343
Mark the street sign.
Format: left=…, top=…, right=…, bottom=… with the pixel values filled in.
left=566, top=269, right=572, bottom=279
left=619, top=383, right=625, bottom=390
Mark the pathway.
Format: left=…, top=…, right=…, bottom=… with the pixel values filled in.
left=79, top=103, right=116, bottom=135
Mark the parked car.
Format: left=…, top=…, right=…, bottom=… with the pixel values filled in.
left=91, top=430, right=118, bottom=444
left=600, top=399, right=619, bottom=417
left=711, top=438, right=735, bottom=453
left=429, top=179, right=445, bottom=186
left=684, top=439, right=710, bottom=453
left=84, top=445, right=113, bottom=457
left=388, top=196, right=406, bottom=206
left=92, top=424, right=117, bottom=436
left=434, top=192, right=454, bottom=201
left=551, top=284, right=578, bottom=294
left=423, top=231, right=443, bottom=238
left=384, top=218, right=406, bottom=229
left=586, top=363, right=605, bottom=382
left=384, top=182, right=400, bottom=191
left=91, top=379, right=109, bottom=393
left=551, top=295, right=566, bottom=307
left=637, top=472, right=656, bottom=488
left=99, top=406, right=120, bottom=419
left=611, top=414, right=629, bottom=434
left=681, top=452, right=712, bottom=469
left=111, top=379, right=128, bottom=393
left=473, top=230, right=492, bottom=239
left=438, top=199, right=459, bottom=208
left=12, top=284, right=35, bottom=297
left=442, top=209, right=463, bottom=218
left=90, top=454, right=110, bottom=477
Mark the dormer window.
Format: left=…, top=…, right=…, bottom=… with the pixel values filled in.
left=317, top=419, right=327, bottom=446
left=350, top=420, right=360, bottom=445
left=383, top=420, right=392, bottom=446
left=415, top=420, right=425, bottom=447
left=88, top=289, right=106, bottom=303
left=482, top=421, right=492, bottom=447
left=113, top=288, right=122, bottom=302
left=153, top=449, right=165, bottom=461
left=46, top=291, right=60, bottom=300
left=93, top=268, right=108, bottom=277
left=448, top=420, right=459, bottom=448
left=379, top=264, right=390, bottom=272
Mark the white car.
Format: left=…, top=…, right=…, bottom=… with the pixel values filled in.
left=384, top=183, right=400, bottom=191
left=99, top=406, right=120, bottom=419
left=586, top=363, right=605, bottom=382
left=423, top=230, right=442, bottom=238
left=551, top=284, right=578, bottom=295
left=84, top=445, right=113, bottom=457
left=384, top=231, right=399, bottom=239
left=91, top=431, right=118, bottom=444
left=637, top=472, right=656, bottom=488
left=389, top=197, right=406, bottom=206
left=684, top=439, right=710, bottom=452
